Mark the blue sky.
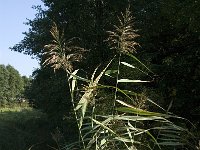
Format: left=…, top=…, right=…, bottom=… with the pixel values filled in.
left=0, top=0, right=45, bottom=77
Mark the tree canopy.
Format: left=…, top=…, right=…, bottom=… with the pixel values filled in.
left=0, top=64, right=30, bottom=106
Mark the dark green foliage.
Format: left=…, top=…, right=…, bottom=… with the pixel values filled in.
left=21, top=75, right=32, bottom=99
left=28, top=68, right=71, bottom=118
left=6, top=65, right=24, bottom=98
left=132, top=0, right=200, bottom=122
left=0, top=108, right=54, bottom=150
left=0, top=65, right=9, bottom=105
left=27, top=67, right=79, bottom=141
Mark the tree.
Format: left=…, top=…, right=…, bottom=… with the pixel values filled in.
left=132, top=0, right=200, bottom=121
left=0, top=64, right=25, bottom=106
left=0, top=65, right=9, bottom=105
left=6, top=65, right=24, bottom=101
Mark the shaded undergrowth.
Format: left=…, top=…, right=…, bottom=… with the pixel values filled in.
left=0, top=107, right=55, bottom=150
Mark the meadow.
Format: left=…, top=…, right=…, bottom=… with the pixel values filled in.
left=0, top=107, right=54, bottom=150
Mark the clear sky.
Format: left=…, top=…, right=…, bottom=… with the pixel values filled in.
left=0, top=0, right=45, bottom=77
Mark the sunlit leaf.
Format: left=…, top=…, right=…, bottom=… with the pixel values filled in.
left=116, top=107, right=162, bottom=116
left=92, top=119, right=117, bottom=135
left=121, top=62, right=135, bottom=69
left=117, top=79, right=150, bottom=83
left=126, top=53, right=153, bottom=73
left=105, top=69, right=118, bottom=77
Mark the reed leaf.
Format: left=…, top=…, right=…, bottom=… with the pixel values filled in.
left=117, top=79, right=150, bottom=83
left=121, top=62, right=135, bottom=69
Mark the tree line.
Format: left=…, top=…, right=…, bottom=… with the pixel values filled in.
left=0, top=64, right=31, bottom=107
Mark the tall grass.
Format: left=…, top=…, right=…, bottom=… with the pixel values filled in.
left=43, top=6, right=197, bottom=150
left=0, top=107, right=53, bottom=150
left=0, top=106, right=31, bottom=112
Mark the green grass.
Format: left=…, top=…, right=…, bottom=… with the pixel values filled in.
left=0, top=106, right=31, bottom=112
left=0, top=107, right=55, bottom=150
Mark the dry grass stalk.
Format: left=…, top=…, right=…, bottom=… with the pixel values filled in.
left=107, top=6, right=140, bottom=54
left=43, top=22, right=87, bottom=72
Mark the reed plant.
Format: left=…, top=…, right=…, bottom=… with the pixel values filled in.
left=43, top=7, right=197, bottom=150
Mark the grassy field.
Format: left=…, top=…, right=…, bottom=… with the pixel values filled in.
left=0, top=107, right=55, bottom=150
